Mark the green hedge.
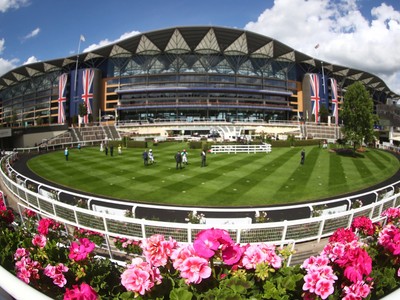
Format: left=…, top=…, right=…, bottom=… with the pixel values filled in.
left=269, top=139, right=323, bottom=147
left=189, top=141, right=214, bottom=150
left=126, top=140, right=148, bottom=148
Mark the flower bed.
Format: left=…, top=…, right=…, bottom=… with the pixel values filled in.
left=1, top=201, right=400, bottom=299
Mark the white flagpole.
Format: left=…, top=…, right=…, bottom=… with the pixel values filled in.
left=74, top=35, right=85, bottom=95
left=321, top=61, right=326, bottom=94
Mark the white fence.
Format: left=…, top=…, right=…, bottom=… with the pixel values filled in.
left=210, top=143, right=272, bottom=154
left=2, top=153, right=400, bottom=254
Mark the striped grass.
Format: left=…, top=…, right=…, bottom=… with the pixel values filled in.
left=27, top=142, right=399, bottom=207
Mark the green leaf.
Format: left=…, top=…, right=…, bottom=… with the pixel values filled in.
left=169, top=287, right=193, bottom=300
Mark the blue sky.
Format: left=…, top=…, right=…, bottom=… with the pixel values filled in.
left=1, top=0, right=400, bottom=95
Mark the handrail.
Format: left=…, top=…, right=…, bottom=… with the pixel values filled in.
left=4, top=153, right=399, bottom=218
left=1, top=154, right=399, bottom=248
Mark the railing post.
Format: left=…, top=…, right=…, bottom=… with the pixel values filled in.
left=141, top=220, right=146, bottom=239
left=281, top=220, right=288, bottom=243
left=317, top=219, right=325, bottom=243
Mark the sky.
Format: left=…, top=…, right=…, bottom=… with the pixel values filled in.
left=0, top=0, right=399, bottom=96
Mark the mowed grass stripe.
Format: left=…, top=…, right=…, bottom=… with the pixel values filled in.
left=230, top=148, right=299, bottom=204
left=328, top=151, right=347, bottom=189
left=272, top=147, right=320, bottom=202
left=27, top=144, right=399, bottom=206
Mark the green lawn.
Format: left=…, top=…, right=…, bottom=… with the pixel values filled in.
left=27, top=142, right=400, bottom=207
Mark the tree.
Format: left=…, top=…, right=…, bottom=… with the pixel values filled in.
left=319, top=105, right=329, bottom=123
left=341, top=81, right=375, bottom=150
left=78, top=103, right=88, bottom=118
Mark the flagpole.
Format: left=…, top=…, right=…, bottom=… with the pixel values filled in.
left=321, top=61, right=326, bottom=94
left=74, top=35, right=85, bottom=96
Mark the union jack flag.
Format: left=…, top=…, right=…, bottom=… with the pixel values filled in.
left=330, top=78, right=339, bottom=125
left=57, top=73, right=68, bottom=124
left=310, top=73, right=320, bottom=123
left=81, top=69, right=94, bottom=124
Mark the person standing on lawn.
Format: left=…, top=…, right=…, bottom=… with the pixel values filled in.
left=64, top=147, right=69, bottom=161
left=175, top=151, right=182, bottom=169
left=182, top=149, right=188, bottom=165
left=143, top=149, right=149, bottom=166
left=201, top=149, right=206, bottom=167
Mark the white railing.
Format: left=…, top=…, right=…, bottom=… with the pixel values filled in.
left=2, top=154, right=400, bottom=249
left=210, top=143, right=272, bottom=154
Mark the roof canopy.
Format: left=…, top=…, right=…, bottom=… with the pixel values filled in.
left=0, top=26, right=398, bottom=99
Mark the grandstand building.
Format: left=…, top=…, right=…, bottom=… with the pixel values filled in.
left=0, top=26, right=399, bottom=147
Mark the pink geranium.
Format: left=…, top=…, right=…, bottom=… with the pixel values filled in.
left=329, top=228, right=357, bottom=243
left=315, top=278, right=335, bottom=299
left=221, top=243, right=243, bottom=265
left=381, top=207, right=400, bottom=223
left=37, top=218, right=61, bottom=236
left=193, top=228, right=234, bottom=258
left=23, top=209, right=37, bottom=218
left=378, top=224, right=400, bottom=255
left=68, top=238, right=95, bottom=261
left=64, top=282, right=98, bottom=300
left=241, top=244, right=267, bottom=269
left=121, top=257, right=162, bottom=295
left=44, top=263, right=68, bottom=287
left=343, top=281, right=371, bottom=299
left=179, top=256, right=212, bottom=284
left=14, top=248, right=29, bottom=261
left=141, top=234, right=177, bottom=267
left=170, top=244, right=197, bottom=271
left=32, top=234, right=47, bottom=249
left=351, top=216, right=375, bottom=236
left=302, top=254, right=337, bottom=299
left=259, top=244, right=282, bottom=269
left=15, top=256, right=41, bottom=284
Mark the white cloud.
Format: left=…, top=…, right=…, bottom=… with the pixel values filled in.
left=82, top=30, right=141, bottom=53
left=0, top=57, right=18, bottom=76
left=245, top=0, right=400, bottom=96
left=0, top=0, right=29, bottom=13
left=23, top=27, right=40, bottom=40
left=23, top=55, right=39, bottom=65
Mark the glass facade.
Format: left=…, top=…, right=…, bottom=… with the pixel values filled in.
left=0, top=26, right=395, bottom=127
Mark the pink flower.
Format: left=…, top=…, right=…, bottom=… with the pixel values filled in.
left=222, top=243, right=243, bottom=265
left=68, top=238, right=95, bottom=261
left=170, top=244, right=197, bottom=271
left=179, top=256, right=211, bottom=284
left=141, top=234, right=177, bottom=267
left=259, top=244, right=282, bottom=269
left=241, top=244, right=266, bottom=269
left=343, top=281, right=371, bottom=299
left=37, top=218, right=53, bottom=235
left=193, top=228, right=233, bottom=258
left=121, top=258, right=162, bottom=295
left=23, top=209, right=37, bottom=218
left=382, top=207, right=400, bottom=223
left=336, top=247, right=372, bottom=283
left=315, top=278, right=335, bottom=299
left=351, top=216, right=375, bottom=236
left=44, top=263, right=68, bottom=288
left=15, top=257, right=41, bottom=284
left=14, top=248, right=29, bottom=260
left=32, top=234, right=47, bottom=248
left=378, top=224, right=400, bottom=255
left=303, top=270, right=321, bottom=293
left=64, top=282, right=98, bottom=300
left=329, top=228, right=357, bottom=243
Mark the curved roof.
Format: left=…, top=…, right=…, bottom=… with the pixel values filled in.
left=0, top=26, right=398, bottom=99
